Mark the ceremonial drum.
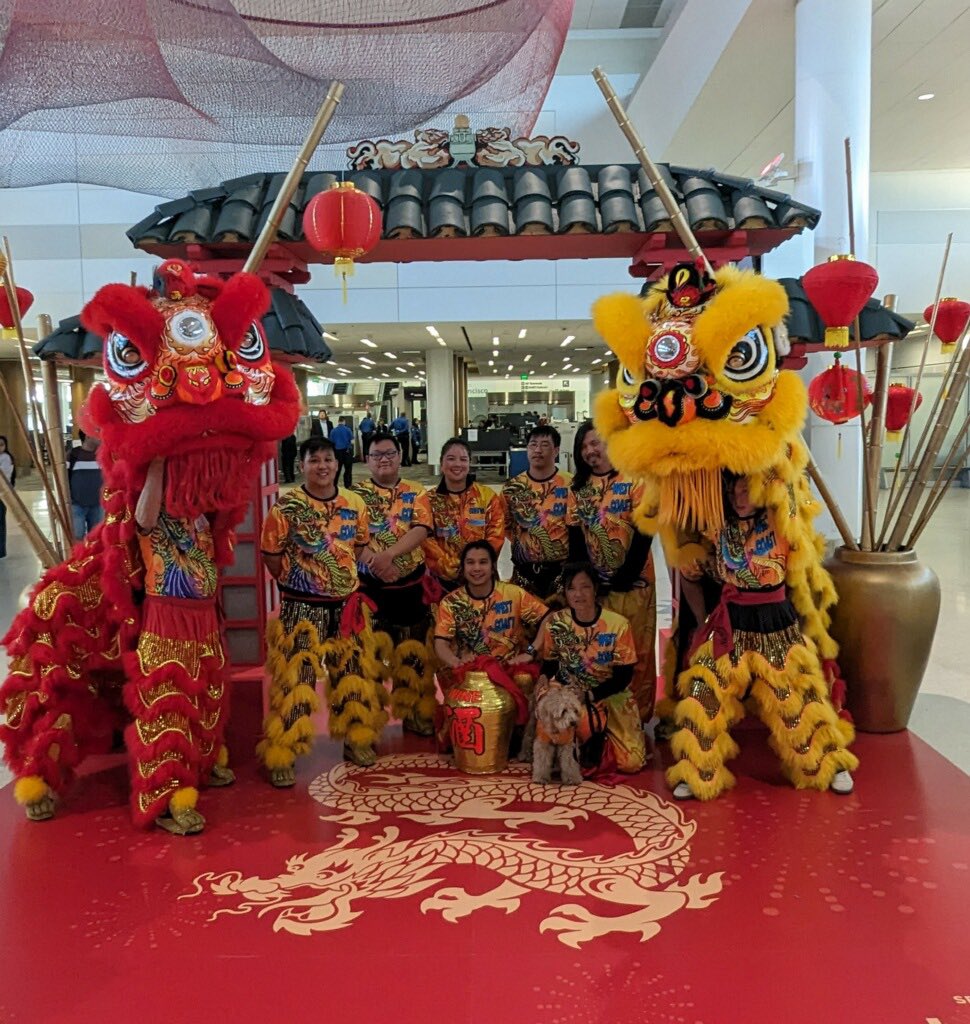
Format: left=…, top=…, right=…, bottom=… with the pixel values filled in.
left=443, top=669, right=515, bottom=774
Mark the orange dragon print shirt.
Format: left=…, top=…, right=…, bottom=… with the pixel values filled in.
left=423, top=480, right=504, bottom=583
left=351, top=477, right=433, bottom=576
left=567, top=471, right=653, bottom=585
left=140, top=510, right=217, bottom=600
left=537, top=606, right=637, bottom=691
left=261, top=486, right=369, bottom=600
left=501, top=470, right=573, bottom=564
left=715, top=508, right=790, bottom=590
left=435, top=581, right=548, bottom=662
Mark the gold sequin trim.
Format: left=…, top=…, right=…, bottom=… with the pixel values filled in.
left=137, top=751, right=184, bottom=779
left=53, top=713, right=72, bottom=731
left=33, top=579, right=102, bottom=621
left=35, top=633, right=54, bottom=647
left=7, top=655, right=32, bottom=677
left=137, top=780, right=180, bottom=815
left=686, top=678, right=721, bottom=719
left=135, top=630, right=224, bottom=676
left=731, top=624, right=804, bottom=669
left=200, top=709, right=220, bottom=731
left=138, top=680, right=199, bottom=710
left=136, top=711, right=191, bottom=746
left=4, top=692, right=28, bottom=727
left=66, top=555, right=96, bottom=573
left=206, top=681, right=224, bottom=702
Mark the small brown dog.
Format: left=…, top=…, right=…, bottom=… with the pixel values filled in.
left=519, top=680, right=584, bottom=786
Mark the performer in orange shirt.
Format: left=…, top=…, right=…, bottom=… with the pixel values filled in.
left=567, top=421, right=657, bottom=721
left=501, top=424, right=571, bottom=600
left=258, top=437, right=386, bottom=778
left=352, top=431, right=437, bottom=742
left=424, top=437, right=504, bottom=592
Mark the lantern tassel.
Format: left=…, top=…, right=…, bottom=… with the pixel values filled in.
left=334, top=257, right=355, bottom=304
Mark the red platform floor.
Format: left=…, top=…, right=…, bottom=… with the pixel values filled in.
left=2, top=685, right=969, bottom=1024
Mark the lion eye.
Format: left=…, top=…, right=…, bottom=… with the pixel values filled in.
left=723, top=328, right=769, bottom=382
left=106, top=331, right=148, bottom=379
left=620, top=366, right=636, bottom=386
left=238, top=322, right=266, bottom=362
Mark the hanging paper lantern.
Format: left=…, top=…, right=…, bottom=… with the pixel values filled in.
left=302, top=182, right=382, bottom=300
left=884, top=383, right=922, bottom=441
left=807, top=353, right=873, bottom=424
left=801, top=254, right=879, bottom=349
left=0, top=285, right=34, bottom=328
left=923, top=297, right=970, bottom=355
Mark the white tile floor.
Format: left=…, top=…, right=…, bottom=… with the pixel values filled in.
left=2, top=474, right=968, bottom=789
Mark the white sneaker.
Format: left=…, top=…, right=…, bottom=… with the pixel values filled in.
left=672, top=781, right=694, bottom=800
left=830, top=770, right=854, bottom=795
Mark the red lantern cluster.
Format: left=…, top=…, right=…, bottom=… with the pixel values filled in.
left=801, top=255, right=879, bottom=349
left=302, top=182, right=382, bottom=300
left=923, top=297, right=970, bottom=355
left=884, top=383, right=922, bottom=441
left=808, top=354, right=873, bottom=424
left=0, top=285, right=34, bottom=328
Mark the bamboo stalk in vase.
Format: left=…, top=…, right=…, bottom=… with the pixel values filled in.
left=852, top=316, right=876, bottom=549
left=906, top=429, right=970, bottom=548
left=806, top=451, right=859, bottom=550
left=905, top=406, right=970, bottom=546
left=865, top=322, right=894, bottom=520
left=886, top=325, right=970, bottom=550
left=0, top=364, right=72, bottom=554
left=0, top=471, right=58, bottom=568
left=877, top=234, right=952, bottom=547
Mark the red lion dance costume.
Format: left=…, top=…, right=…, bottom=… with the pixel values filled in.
left=0, top=261, right=299, bottom=833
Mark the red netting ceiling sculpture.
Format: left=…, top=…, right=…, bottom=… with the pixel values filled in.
left=0, top=0, right=573, bottom=195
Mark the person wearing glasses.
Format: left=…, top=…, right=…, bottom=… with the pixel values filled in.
left=567, top=421, right=657, bottom=722
left=257, top=437, right=386, bottom=778
left=424, top=437, right=504, bottom=593
left=501, top=424, right=572, bottom=600
left=352, top=431, right=436, bottom=740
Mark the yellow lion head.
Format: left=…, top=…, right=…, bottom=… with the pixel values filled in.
left=593, top=261, right=807, bottom=535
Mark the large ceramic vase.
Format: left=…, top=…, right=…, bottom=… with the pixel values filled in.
left=443, top=669, right=515, bottom=774
left=823, top=546, right=941, bottom=732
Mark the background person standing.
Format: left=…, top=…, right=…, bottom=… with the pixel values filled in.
left=68, top=431, right=104, bottom=539
left=329, top=417, right=354, bottom=488
left=391, top=409, right=411, bottom=466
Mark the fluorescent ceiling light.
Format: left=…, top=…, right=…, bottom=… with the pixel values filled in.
left=918, top=92, right=935, bottom=100
left=518, top=329, right=527, bottom=339
left=488, top=360, right=494, bottom=366
left=406, top=362, right=415, bottom=367
left=361, top=338, right=378, bottom=348
left=540, top=361, right=547, bottom=367
left=396, top=366, right=407, bottom=374
left=492, top=349, right=498, bottom=358
left=524, top=354, right=531, bottom=362
left=506, top=363, right=513, bottom=371
left=426, top=325, right=439, bottom=336
left=492, top=336, right=499, bottom=344
left=437, top=338, right=447, bottom=347
left=383, top=351, right=396, bottom=359
left=381, top=373, right=390, bottom=378
left=560, top=335, right=575, bottom=347
left=359, top=356, right=375, bottom=365
left=591, top=358, right=602, bottom=365
left=323, top=331, right=339, bottom=341
left=505, top=373, right=509, bottom=379
left=492, top=368, right=497, bottom=373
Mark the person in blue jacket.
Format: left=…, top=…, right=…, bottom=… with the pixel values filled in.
left=359, top=412, right=376, bottom=459
left=391, top=410, right=411, bottom=467
left=329, top=418, right=354, bottom=488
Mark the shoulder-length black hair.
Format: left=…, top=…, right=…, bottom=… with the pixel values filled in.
left=571, top=419, right=596, bottom=491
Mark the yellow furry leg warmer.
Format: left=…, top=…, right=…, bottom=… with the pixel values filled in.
left=389, top=637, right=437, bottom=724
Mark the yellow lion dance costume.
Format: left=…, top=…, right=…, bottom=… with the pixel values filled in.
left=593, top=261, right=857, bottom=800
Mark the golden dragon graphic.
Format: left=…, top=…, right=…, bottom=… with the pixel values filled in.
left=182, top=754, right=723, bottom=946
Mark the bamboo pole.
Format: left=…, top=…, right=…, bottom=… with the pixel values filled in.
left=886, top=325, right=970, bottom=549
left=592, top=66, right=714, bottom=278
left=908, top=407, right=970, bottom=540
left=906, top=431, right=970, bottom=548
left=38, top=312, right=74, bottom=547
left=877, top=234, right=952, bottom=547
left=806, top=452, right=859, bottom=550
left=243, top=82, right=345, bottom=275
left=866, top=295, right=895, bottom=511
left=0, top=471, right=58, bottom=568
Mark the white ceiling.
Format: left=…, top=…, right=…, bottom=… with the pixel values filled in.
left=315, top=320, right=613, bottom=382
left=662, top=0, right=970, bottom=176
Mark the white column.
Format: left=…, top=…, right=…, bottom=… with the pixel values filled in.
left=425, top=347, right=457, bottom=474
left=793, top=0, right=872, bottom=541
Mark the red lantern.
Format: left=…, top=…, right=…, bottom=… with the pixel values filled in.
left=884, top=383, right=922, bottom=441
left=801, top=254, right=879, bottom=349
left=923, top=297, right=970, bottom=355
left=0, top=286, right=34, bottom=328
left=807, top=353, right=873, bottom=424
left=302, top=182, right=382, bottom=300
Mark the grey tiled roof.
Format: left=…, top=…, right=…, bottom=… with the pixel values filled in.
left=33, top=288, right=330, bottom=364
left=127, top=164, right=821, bottom=247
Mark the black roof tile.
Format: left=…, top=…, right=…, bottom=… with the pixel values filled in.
left=780, top=278, right=915, bottom=343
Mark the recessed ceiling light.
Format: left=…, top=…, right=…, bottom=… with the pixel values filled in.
left=493, top=336, right=499, bottom=344
left=560, top=335, right=575, bottom=348
left=524, top=354, right=531, bottom=362
left=518, top=328, right=527, bottom=339
left=529, top=369, right=535, bottom=375
left=492, top=349, right=498, bottom=358
left=540, top=361, right=547, bottom=367
left=381, top=373, right=390, bottom=378
left=383, top=351, right=396, bottom=359
left=918, top=92, right=935, bottom=100
left=591, top=358, right=602, bottom=365
left=406, top=361, right=415, bottom=367
left=361, top=338, right=378, bottom=348
left=396, top=366, right=407, bottom=374
left=488, top=360, right=494, bottom=366
left=492, top=368, right=498, bottom=374
left=323, top=331, right=339, bottom=341
left=359, top=356, right=375, bottom=365
left=505, top=373, right=510, bottom=379
left=507, top=363, right=513, bottom=371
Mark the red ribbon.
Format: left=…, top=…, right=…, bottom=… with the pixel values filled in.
left=690, top=584, right=788, bottom=660
left=339, top=591, right=378, bottom=638
left=451, top=655, right=536, bottom=725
